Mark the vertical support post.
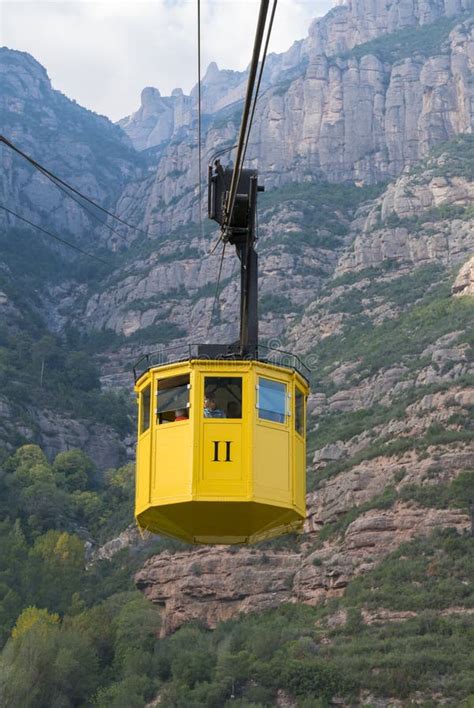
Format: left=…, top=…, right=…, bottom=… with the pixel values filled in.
left=239, top=174, right=258, bottom=354
left=207, top=163, right=262, bottom=355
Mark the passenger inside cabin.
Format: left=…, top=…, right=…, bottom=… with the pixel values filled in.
left=204, top=392, right=225, bottom=418
left=174, top=409, right=188, bottom=421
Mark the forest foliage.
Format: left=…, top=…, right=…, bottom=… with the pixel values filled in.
left=0, top=444, right=473, bottom=707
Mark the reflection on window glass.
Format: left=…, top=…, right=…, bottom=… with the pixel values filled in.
left=295, top=387, right=304, bottom=436
left=257, top=378, right=286, bottom=423
left=157, top=374, right=190, bottom=424
left=204, top=377, right=242, bottom=418
left=140, top=385, right=151, bottom=433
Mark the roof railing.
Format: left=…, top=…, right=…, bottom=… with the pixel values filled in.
left=133, top=342, right=310, bottom=382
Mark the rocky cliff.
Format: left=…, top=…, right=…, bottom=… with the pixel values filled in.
left=0, top=48, right=143, bottom=241
left=114, top=2, right=474, bottom=236
left=2, top=0, right=473, bottom=241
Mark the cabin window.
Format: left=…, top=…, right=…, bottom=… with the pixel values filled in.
left=295, top=386, right=305, bottom=437
left=140, top=385, right=151, bottom=434
left=157, top=374, right=190, bottom=424
left=203, top=377, right=242, bottom=419
left=257, top=377, right=286, bottom=423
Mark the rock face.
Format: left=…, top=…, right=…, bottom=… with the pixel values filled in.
left=0, top=48, right=141, bottom=240
left=79, top=137, right=474, bottom=346
left=113, top=8, right=474, bottom=235
left=117, top=87, right=193, bottom=152
left=307, top=0, right=473, bottom=56
left=336, top=165, right=474, bottom=275
left=31, top=408, right=130, bottom=469
left=3, top=2, right=474, bottom=240
left=452, top=255, right=474, bottom=294
left=91, top=524, right=152, bottom=562
left=136, top=549, right=302, bottom=637
left=0, top=397, right=131, bottom=468
left=135, top=501, right=470, bottom=636
left=294, top=504, right=469, bottom=604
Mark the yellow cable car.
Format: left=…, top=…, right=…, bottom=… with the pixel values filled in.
left=134, top=348, right=309, bottom=544
left=134, top=161, right=310, bottom=544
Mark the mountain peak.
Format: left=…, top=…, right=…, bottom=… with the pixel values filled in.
left=0, top=47, right=51, bottom=97
left=203, top=61, right=220, bottom=82
left=140, top=86, right=161, bottom=107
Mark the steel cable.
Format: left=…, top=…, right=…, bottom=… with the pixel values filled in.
left=0, top=205, right=110, bottom=265
left=0, top=135, right=149, bottom=239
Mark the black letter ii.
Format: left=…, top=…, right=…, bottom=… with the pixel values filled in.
left=212, top=441, right=232, bottom=462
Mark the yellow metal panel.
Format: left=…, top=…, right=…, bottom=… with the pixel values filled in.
left=136, top=428, right=151, bottom=514
left=254, top=422, right=290, bottom=504
left=201, top=421, right=243, bottom=482
left=195, top=366, right=249, bottom=498
left=293, top=434, right=305, bottom=513
left=137, top=500, right=304, bottom=544
left=152, top=421, right=193, bottom=503
left=293, top=376, right=309, bottom=514
left=135, top=375, right=153, bottom=516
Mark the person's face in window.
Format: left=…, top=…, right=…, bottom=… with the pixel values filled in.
left=204, top=396, right=217, bottom=411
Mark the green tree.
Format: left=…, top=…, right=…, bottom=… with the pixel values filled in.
left=6, top=444, right=48, bottom=479
left=31, top=335, right=65, bottom=375
left=72, top=489, right=104, bottom=528
left=451, top=471, right=474, bottom=508
left=25, top=531, right=85, bottom=615
left=19, top=473, right=71, bottom=535
left=0, top=606, right=98, bottom=708
left=0, top=521, right=29, bottom=643
left=94, top=674, right=152, bottom=708
left=112, top=594, right=161, bottom=677
left=53, top=448, right=97, bottom=492
left=66, top=351, right=100, bottom=391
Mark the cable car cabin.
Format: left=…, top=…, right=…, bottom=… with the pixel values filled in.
left=134, top=351, right=309, bottom=544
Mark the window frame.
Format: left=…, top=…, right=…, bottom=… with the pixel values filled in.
left=294, top=384, right=305, bottom=438
left=139, top=384, right=151, bottom=435
left=202, top=375, right=243, bottom=421
left=156, top=373, right=190, bottom=425
left=256, top=376, right=288, bottom=426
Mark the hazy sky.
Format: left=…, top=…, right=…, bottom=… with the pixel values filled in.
left=1, top=0, right=332, bottom=122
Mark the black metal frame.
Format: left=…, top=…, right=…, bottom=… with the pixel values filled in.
left=208, top=163, right=262, bottom=349
left=133, top=343, right=310, bottom=384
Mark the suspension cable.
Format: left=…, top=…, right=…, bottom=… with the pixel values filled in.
left=197, top=0, right=203, bottom=230
left=241, top=0, right=277, bottom=168
left=16, top=157, right=133, bottom=244
left=206, top=241, right=227, bottom=338
left=0, top=205, right=110, bottom=265
left=221, top=0, right=270, bottom=235
left=0, top=135, right=149, bottom=239
left=208, top=143, right=237, bottom=164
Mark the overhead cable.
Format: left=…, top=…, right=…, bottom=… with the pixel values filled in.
left=197, top=0, right=203, bottom=230
left=206, top=241, right=227, bottom=338
left=0, top=135, right=149, bottom=239
left=14, top=158, right=133, bottom=244
left=241, top=0, right=278, bottom=168
left=222, top=0, right=271, bottom=235
left=208, top=143, right=238, bottom=163
left=0, top=205, right=110, bottom=265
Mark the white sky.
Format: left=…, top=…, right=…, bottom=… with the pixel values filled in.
left=0, top=0, right=332, bottom=121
